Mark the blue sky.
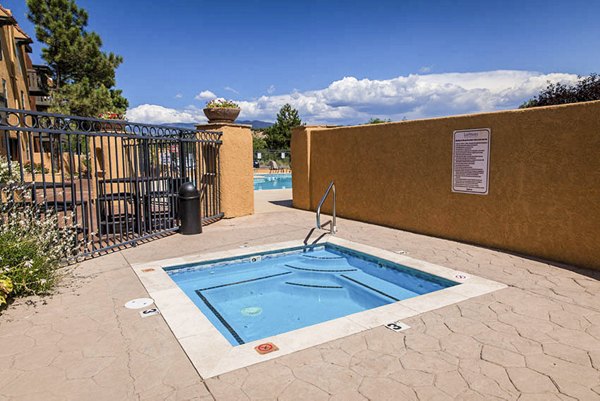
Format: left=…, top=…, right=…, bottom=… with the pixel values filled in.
left=7, top=0, right=600, bottom=124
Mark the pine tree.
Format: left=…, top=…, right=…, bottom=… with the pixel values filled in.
left=27, top=0, right=128, bottom=117
left=264, top=104, right=302, bottom=149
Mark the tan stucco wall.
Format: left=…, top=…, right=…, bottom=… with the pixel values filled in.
left=0, top=10, right=35, bottom=159
left=291, top=126, right=311, bottom=210
left=292, top=101, right=600, bottom=270
left=291, top=125, right=341, bottom=210
left=197, top=123, right=254, bottom=218
left=0, top=22, right=32, bottom=110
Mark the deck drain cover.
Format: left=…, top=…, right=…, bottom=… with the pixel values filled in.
left=125, top=298, right=154, bottom=309
left=241, top=306, right=263, bottom=316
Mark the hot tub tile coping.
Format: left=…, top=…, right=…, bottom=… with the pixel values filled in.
left=130, top=239, right=313, bottom=272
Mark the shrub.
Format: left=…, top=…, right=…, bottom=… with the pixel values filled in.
left=23, top=161, right=49, bottom=174
left=0, top=207, right=78, bottom=296
left=0, top=156, right=78, bottom=303
left=0, top=157, right=21, bottom=185
left=0, top=275, right=12, bottom=306
left=520, top=73, right=600, bottom=108
left=366, top=118, right=392, bottom=124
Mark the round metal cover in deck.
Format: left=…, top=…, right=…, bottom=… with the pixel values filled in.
left=124, top=298, right=154, bottom=309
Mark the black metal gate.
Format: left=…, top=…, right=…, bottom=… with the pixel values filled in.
left=0, top=107, right=222, bottom=256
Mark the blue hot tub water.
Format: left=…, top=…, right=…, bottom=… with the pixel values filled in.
left=167, top=244, right=457, bottom=346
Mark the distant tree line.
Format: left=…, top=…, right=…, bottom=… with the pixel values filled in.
left=366, top=118, right=391, bottom=124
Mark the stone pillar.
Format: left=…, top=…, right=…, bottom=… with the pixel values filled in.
left=196, top=122, right=254, bottom=218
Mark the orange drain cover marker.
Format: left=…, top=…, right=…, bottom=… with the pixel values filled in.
left=255, top=342, right=279, bottom=355
left=141, top=268, right=155, bottom=273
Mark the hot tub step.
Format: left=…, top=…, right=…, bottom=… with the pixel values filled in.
left=285, top=281, right=343, bottom=289
left=285, top=263, right=357, bottom=273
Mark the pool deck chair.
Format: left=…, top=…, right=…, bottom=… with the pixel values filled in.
left=268, top=160, right=280, bottom=172
left=269, top=160, right=289, bottom=173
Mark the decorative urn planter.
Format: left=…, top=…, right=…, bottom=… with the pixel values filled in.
left=203, top=107, right=241, bottom=124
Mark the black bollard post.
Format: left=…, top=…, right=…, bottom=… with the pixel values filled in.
left=178, top=182, right=202, bottom=235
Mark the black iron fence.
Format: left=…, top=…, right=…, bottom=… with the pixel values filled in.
left=0, top=107, right=222, bottom=256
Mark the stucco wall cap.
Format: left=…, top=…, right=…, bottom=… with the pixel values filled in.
left=302, top=125, right=340, bottom=128
left=298, top=99, right=600, bottom=133
left=195, top=123, right=252, bottom=130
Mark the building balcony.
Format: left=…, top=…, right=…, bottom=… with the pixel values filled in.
left=35, top=95, right=52, bottom=108
left=27, top=65, right=52, bottom=96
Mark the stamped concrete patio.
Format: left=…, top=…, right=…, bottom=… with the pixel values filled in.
left=1, top=189, right=599, bottom=401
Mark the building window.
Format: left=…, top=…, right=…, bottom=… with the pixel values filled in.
left=20, top=91, right=25, bottom=109
left=1, top=79, right=7, bottom=107
left=14, top=41, right=23, bottom=74
left=0, top=33, right=3, bottom=60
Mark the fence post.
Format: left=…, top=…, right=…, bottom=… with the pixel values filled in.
left=196, top=122, right=254, bottom=218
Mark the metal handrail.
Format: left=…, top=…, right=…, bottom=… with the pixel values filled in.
left=316, top=181, right=336, bottom=235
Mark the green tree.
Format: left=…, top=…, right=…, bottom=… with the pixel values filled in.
left=366, top=118, right=391, bottom=124
left=252, top=131, right=267, bottom=151
left=520, top=74, right=600, bottom=108
left=27, top=0, right=128, bottom=117
left=263, top=104, right=302, bottom=149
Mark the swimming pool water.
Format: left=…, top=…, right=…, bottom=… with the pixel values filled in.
left=254, top=173, right=292, bottom=190
left=167, top=244, right=457, bottom=345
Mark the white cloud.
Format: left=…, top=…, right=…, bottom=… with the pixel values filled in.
left=126, top=104, right=207, bottom=124
left=194, top=90, right=216, bottom=100
left=174, top=93, right=183, bottom=99
left=267, top=84, right=276, bottom=94
left=236, top=70, right=578, bottom=124
left=419, top=65, right=432, bottom=73
left=127, top=70, right=579, bottom=125
left=224, top=86, right=239, bottom=94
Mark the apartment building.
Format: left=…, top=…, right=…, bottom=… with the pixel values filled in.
left=0, top=5, right=54, bottom=162
left=0, top=5, right=51, bottom=112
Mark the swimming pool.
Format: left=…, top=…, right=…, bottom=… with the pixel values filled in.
left=254, top=173, right=292, bottom=190
left=167, top=243, right=457, bottom=345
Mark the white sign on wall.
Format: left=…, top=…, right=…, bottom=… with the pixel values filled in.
left=452, top=128, right=491, bottom=195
